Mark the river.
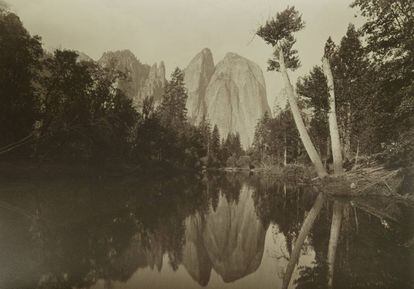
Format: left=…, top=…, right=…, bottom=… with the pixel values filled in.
left=0, top=171, right=412, bottom=289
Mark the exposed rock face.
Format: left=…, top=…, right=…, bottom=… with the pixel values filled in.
left=98, top=50, right=166, bottom=106
left=184, top=48, right=215, bottom=124
left=98, top=48, right=269, bottom=147
left=98, top=50, right=148, bottom=105
left=205, top=53, right=270, bottom=148
left=184, top=50, right=270, bottom=148
left=140, top=61, right=166, bottom=104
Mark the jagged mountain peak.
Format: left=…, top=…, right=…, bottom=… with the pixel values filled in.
left=98, top=50, right=166, bottom=106
left=101, top=49, right=136, bottom=59
left=96, top=47, right=270, bottom=147
left=184, top=48, right=215, bottom=124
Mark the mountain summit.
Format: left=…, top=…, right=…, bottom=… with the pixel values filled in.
left=98, top=48, right=270, bottom=147
left=98, top=50, right=166, bottom=106
left=184, top=48, right=215, bottom=124
left=184, top=49, right=271, bottom=148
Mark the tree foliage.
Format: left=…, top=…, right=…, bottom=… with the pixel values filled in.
left=132, top=68, right=204, bottom=169
left=34, top=50, right=138, bottom=162
left=157, top=68, right=188, bottom=130
left=256, top=6, right=305, bottom=71
left=252, top=108, right=304, bottom=166
left=352, top=0, right=414, bottom=157
left=0, top=9, right=43, bottom=149
left=292, top=1, right=413, bottom=167
left=0, top=10, right=208, bottom=169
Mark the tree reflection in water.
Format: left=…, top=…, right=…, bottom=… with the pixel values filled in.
left=0, top=172, right=412, bottom=289
left=245, top=173, right=413, bottom=289
left=281, top=193, right=325, bottom=289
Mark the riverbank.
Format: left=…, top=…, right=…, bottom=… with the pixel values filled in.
left=2, top=160, right=412, bottom=203
left=215, top=162, right=414, bottom=204
left=211, top=164, right=314, bottom=182
left=314, top=165, right=414, bottom=205
left=0, top=160, right=201, bottom=181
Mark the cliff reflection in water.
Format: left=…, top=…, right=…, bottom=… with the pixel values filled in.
left=0, top=172, right=412, bottom=289
left=183, top=184, right=266, bottom=285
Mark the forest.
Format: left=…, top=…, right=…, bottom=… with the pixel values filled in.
left=0, top=0, right=413, bottom=175
left=252, top=1, right=413, bottom=174
left=0, top=3, right=246, bottom=170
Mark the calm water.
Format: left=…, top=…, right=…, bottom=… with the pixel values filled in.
left=0, top=171, right=412, bottom=289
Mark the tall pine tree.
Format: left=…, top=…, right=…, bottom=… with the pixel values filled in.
left=157, top=68, right=188, bottom=130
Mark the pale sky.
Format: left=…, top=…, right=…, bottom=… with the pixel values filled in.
left=8, top=0, right=362, bottom=110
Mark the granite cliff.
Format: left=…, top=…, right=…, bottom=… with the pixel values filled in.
left=98, top=50, right=166, bottom=106
left=184, top=48, right=215, bottom=124
left=184, top=49, right=270, bottom=148
left=98, top=48, right=270, bottom=147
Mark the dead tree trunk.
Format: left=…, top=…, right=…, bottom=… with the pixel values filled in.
left=322, top=57, right=344, bottom=175
left=344, top=103, right=352, bottom=159
left=278, top=47, right=327, bottom=178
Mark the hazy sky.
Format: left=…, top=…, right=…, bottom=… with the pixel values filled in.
left=8, top=0, right=362, bottom=108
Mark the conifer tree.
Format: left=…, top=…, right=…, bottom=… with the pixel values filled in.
left=157, top=68, right=188, bottom=130
left=211, top=125, right=221, bottom=158
left=257, top=7, right=328, bottom=177
left=0, top=9, right=43, bottom=148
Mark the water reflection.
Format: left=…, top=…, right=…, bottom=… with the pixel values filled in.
left=282, top=194, right=413, bottom=289
left=0, top=172, right=412, bottom=289
left=282, top=193, right=325, bottom=289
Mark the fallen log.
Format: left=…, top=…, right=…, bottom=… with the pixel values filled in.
left=313, top=166, right=412, bottom=205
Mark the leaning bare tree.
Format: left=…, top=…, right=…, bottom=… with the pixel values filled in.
left=323, top=38, right=344, bottom=175
left=257, top=7, right=328, bottom=178
left=323, top=39, right=345, bottom=287
left=258, top=10, right=347, bottom=288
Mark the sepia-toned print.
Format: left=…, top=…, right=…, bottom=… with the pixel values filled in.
left=1, top=1, right=413, bottom=288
